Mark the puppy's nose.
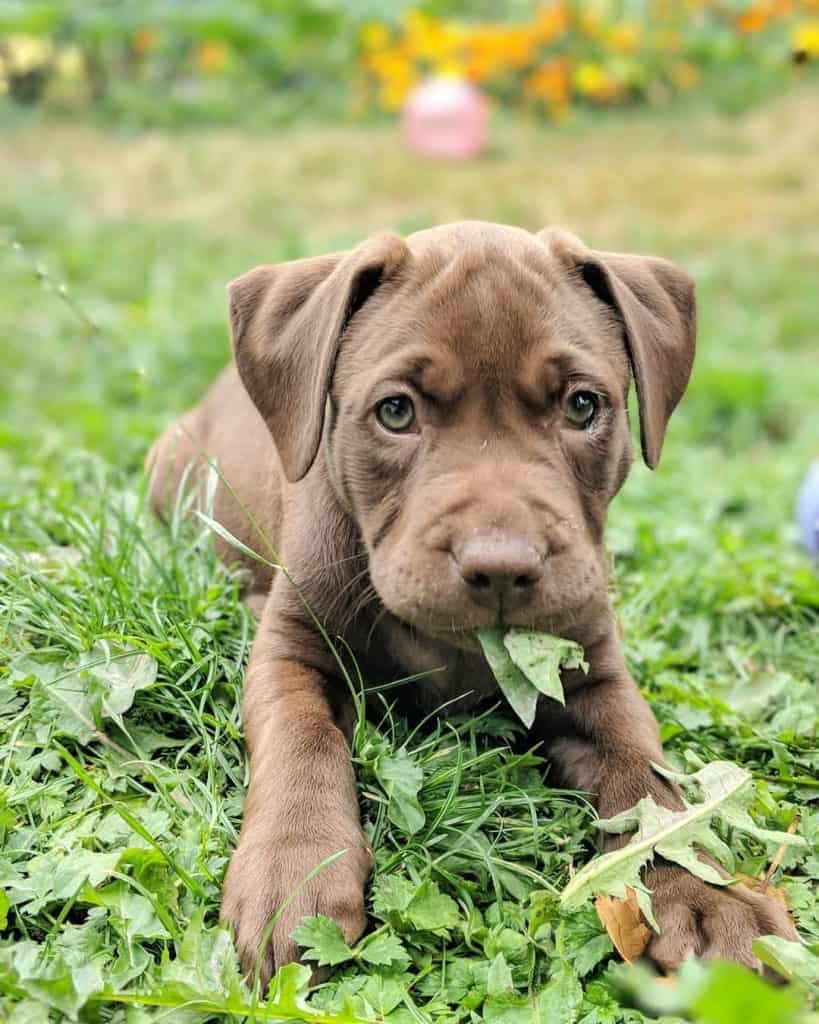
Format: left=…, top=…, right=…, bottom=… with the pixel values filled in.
left=453, top=537, right=543, bottom=611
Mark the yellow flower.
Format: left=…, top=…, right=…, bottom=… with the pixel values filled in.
left=609, top=22, right=641, bottom=53
left=532, top=5, right=571, bottom=45
left=360, top=22, right=391, bottom=52
left=465, top=29, right=509, bottom=81
left=792, top=21, right=819, bottom=56
left=501, top=27, right=538, bottom=69
left=524, top=58, right=571, bottom=108
left=366, top=44, right=416, bottom=109
left=434, top=58, right=467, bottom=78
left=735, top=9, right=769, bottom=33
left=365, top=47, right=411, bottom=81
left=380, top=67, right=416, bottom=110
left=574, top=62, right=619, bottom=101
left=403, top=10, right=462, bottom=63
left=194, top=40, right=230, bottom=74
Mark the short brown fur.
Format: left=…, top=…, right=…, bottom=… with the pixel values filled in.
left=147, top=221, right=795, bottom=984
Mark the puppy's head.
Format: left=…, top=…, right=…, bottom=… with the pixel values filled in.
left=230, top=222, right=695, bottom=643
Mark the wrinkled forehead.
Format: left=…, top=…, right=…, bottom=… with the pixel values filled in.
left=340, top=229, right=629, bottom=397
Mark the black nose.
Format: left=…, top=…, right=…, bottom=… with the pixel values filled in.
left=453, top=536, right=544, bottom=611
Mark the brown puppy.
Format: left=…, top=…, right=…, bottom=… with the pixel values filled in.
left=148, top=221, right=797, bottom=984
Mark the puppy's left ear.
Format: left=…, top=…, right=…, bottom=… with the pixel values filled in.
left=540, top=227, right=696, bottom=469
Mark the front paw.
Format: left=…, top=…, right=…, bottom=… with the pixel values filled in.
left=645, top=863, right=799, bottom=975
left=221, top=827, right=370, bottom=988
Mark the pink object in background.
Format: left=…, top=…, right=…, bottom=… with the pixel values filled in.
left=402, top=77, right=488, bottom=160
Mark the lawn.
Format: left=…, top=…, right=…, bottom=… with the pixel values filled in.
left=1, top=85, right=818, bottom=1023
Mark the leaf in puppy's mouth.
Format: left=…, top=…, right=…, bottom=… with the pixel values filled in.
left=477, top=628, right=588, bottom=728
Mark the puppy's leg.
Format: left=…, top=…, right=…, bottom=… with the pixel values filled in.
left=221, top=647, right=369, bottom=986
left=536, top=672, right=798, bottom=973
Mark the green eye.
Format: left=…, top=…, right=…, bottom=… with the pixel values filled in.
left=377, top=395, right=416, bottom=433
left=565, top=391, right=598, bottom=428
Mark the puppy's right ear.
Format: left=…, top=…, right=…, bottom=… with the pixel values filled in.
left=229, top=234, right=409, bottom=482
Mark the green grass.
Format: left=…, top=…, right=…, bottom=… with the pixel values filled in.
left=1, top=86, right=818, bottom=1022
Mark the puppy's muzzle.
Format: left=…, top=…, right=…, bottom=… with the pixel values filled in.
left=452, top=535, right=544, bottom=613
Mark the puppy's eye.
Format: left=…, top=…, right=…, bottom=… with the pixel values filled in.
left=565, top=391, right=598, bottom=428
left=376, top=395, right=416, bottom=433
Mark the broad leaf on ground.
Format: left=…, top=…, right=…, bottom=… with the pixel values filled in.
left=14, top=641, right=156, bottom=743
left=561, top=760, right=805, bottom=926
left=291, top=915, right=354, bottom=967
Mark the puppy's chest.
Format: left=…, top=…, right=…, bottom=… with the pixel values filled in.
left=369, top=617, right=499, bottom=716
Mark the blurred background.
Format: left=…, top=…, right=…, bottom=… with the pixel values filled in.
left=1, top=0, right=818, bottom=481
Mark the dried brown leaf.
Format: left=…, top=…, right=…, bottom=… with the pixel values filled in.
left=595, top=887, right=652, bottom=964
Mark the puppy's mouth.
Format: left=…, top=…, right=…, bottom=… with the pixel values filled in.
left=387, top=609, right=568, bottom=654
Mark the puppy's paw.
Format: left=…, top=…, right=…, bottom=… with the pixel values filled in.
left=645, top=862, right=799, bottom=976
left=221, top=831, right=370, bottom=989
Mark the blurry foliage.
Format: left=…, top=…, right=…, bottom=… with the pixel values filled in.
left=360, top=1, right=819, bottom=115
left=0, top=0, right=817, bottom=127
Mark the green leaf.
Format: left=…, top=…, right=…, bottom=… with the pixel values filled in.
left=22, top=659, right=98, bottom=745
left=503, top=630, right=587, bottom=705
left=7, top=1000, right=51, bottom=1024
left=371, top=874, right=416, bottom=921
left=51, top=849, right=121, bottom=900
left=291, top=915, right=354, bottom=967
left=437, top=957, right=489, bottom=1007
left=691, top=960, right=804, bottom=1024
left=405, top=878, right=460, bottom=934
left=482, top=992, right=535, bottom=1024
left=478, top=629, right=540, bottom=728
left=159, top=909, right=245, bottom=1004
left=78, top=641, right=157, bottom=722
left=0, top=940, right=104, bottom=1018
left=484, top=926, right=529, bottom=967
left=536, top=962, right=584, bottom=1020
left=753, top=935, right=819, bottom=990
left=374, top=747, right=425, bottom=836
left=107, top=945, right=152, bottom=990
left=372, top=875, right=460, bottom=936
left=561, top=760, right=805, bottom=923
left=359, top=974, right=406, bottom=1016
left=84, top=880, right=169, bottom=954
left=556, top=909, right=614, bottom=978
left=478, top=629, right=586, bottom=727
left=15, top=642, right=156, bottom=744
left=266, top=962, right=313, bottom=1012
left=358, top=930, right=409, bottom=968
left=486, top=952, right=514, bottom=996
